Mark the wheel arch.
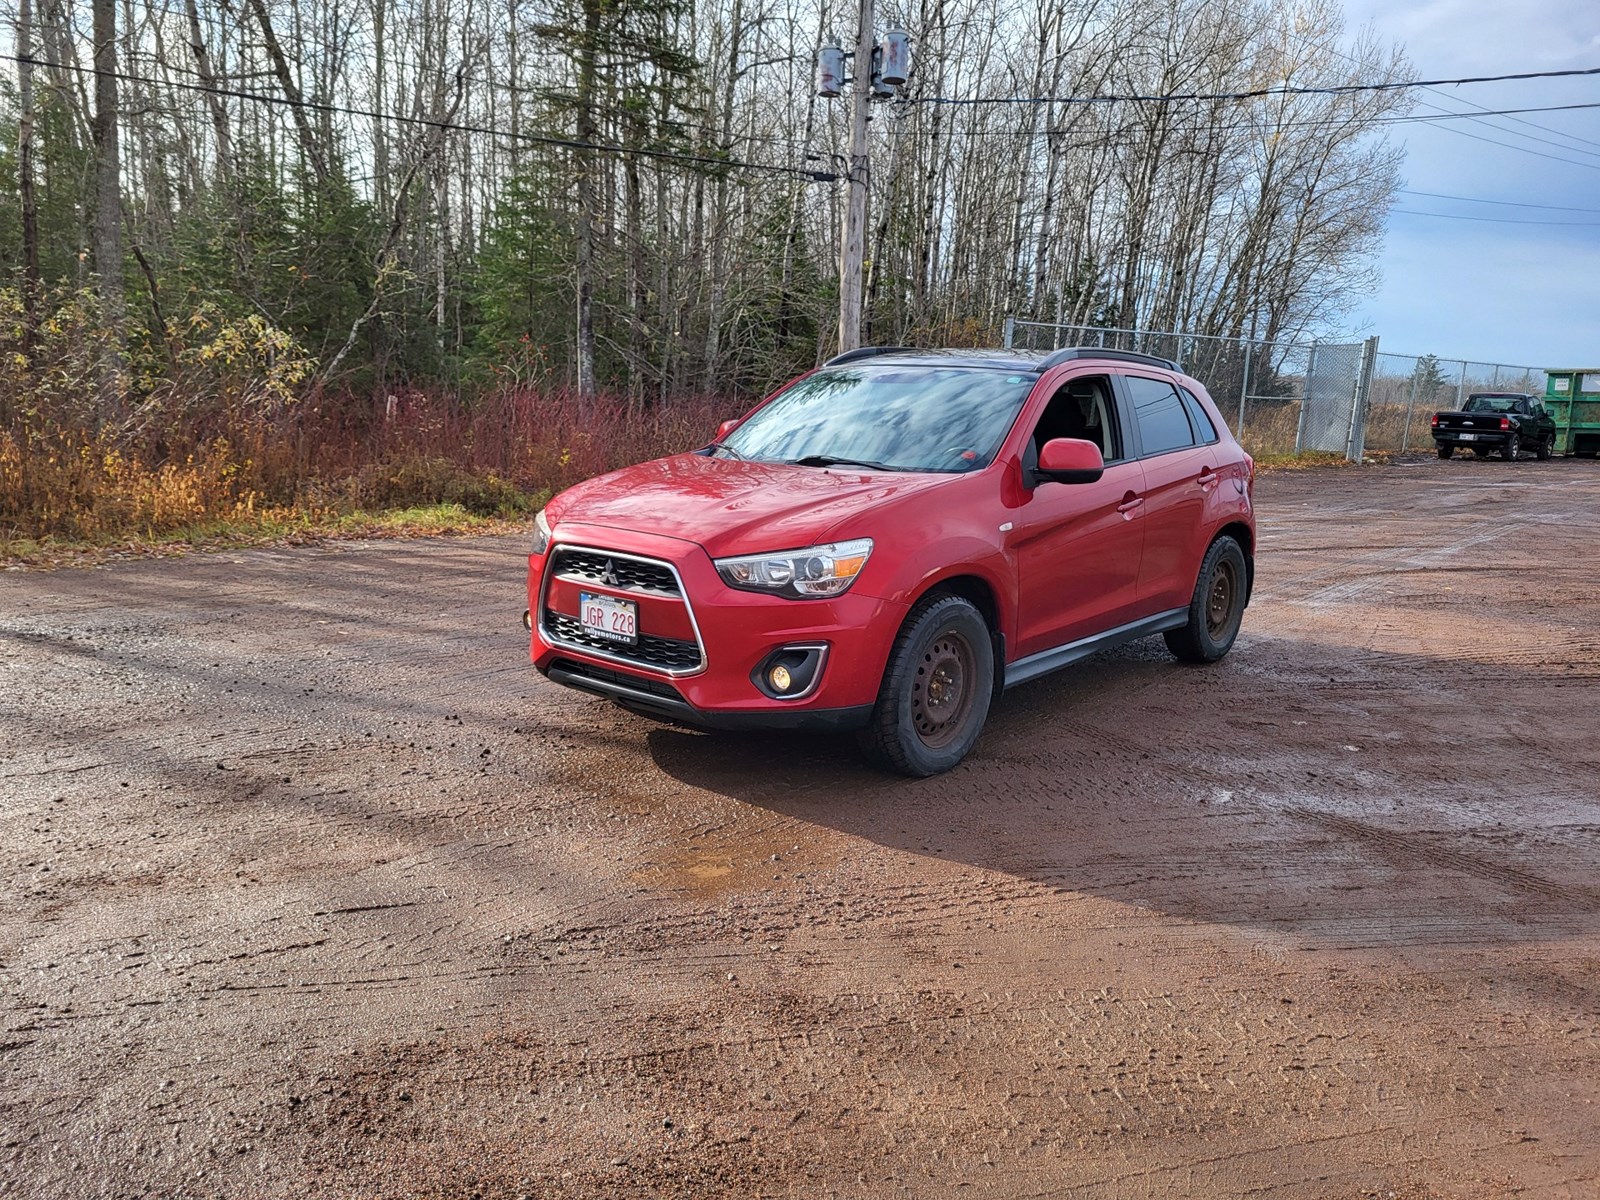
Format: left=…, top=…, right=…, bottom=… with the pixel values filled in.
left=1214, top=521, right=1255, bottom=603
left=906, top=571, right=1007, bottom=700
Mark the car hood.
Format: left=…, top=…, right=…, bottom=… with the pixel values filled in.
left=548, top=452, right=958, bottom=558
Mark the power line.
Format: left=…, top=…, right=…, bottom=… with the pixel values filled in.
left=131, top=0, right=815, bottom=159
left=1392, top=208, right=1600, bottom=227
left=1407, top=95, right=1600, bottom=162
left=912, top=64, right=1600, bottom=107
left=4, top=52, right=836, bottom=181
left=123, top=42, right=814, bottom=159
left=1277, top=26, right=1600, bottom=168
left=1408, top=75, right=1600, bottom=154
left=944, top=100, right=1600, bottom=137
left=1399, top=189, right=1600, bottom=214
left=1400, top=117, right=1600, bottom=174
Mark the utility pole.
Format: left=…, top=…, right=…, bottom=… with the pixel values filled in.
left=819, top=21, right=910, bottom=353
left=838, top=0, right=874, bottom=353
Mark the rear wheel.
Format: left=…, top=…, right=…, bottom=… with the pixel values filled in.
left=1503, top=433, right=1521, bottom=461
left=1165, top=537, right=1248, bottom=664
left=1436, top=444, right=1453, bottom=459
left=857, top=594, right=993, bottom=777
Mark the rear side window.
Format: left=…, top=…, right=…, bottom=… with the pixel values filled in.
left=1179, top=387, right=1219, bottom=443
left=1127, top=376, right=1196, bottom=456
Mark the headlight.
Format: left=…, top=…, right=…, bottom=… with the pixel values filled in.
left=531, top=508, right=552, bottom=556
left=714, top=538, right=873, bottom=599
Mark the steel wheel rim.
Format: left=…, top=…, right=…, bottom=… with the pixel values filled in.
left=1205, top=560, right=1238, bottom=639
left=911, top=631, right=976, bottom=749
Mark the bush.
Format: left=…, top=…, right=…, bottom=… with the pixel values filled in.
left=1, top=283, right=733, bottom=550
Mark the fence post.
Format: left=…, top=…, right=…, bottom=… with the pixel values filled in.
left=1456, top=362, right=1467, bottom=409
left=1401, top=366, right=1421, bottom=454
left=1345, top=335, right=1379, bottom=462
left=1237, top=341, right=1252, bottom=435
left=1003, top=317, right=1015, bottom=349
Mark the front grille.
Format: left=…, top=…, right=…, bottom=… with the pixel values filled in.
left=545, top=612, right=702, bottom=671
left=550, top=658, right=687, bottom=702
left=551, top=549, right=680, bottom=596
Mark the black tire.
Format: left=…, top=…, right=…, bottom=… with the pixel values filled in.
left=1436, top=444, right=1453, bottom=459
left=1503, top=433, right=1521, bottom=461
left=857, top=593, right=994, bottom=777
left=1536, top=436, right=1553, bottom=461
left=1164, top=536, right=1248, bottom=665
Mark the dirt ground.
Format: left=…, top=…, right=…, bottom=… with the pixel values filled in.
left=3, top=457, right=1598, bottom=1200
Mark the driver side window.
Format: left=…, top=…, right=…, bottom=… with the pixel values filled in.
left=1031, top=375, right=1122, bottom=462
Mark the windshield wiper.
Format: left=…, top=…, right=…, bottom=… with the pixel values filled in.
left=712, top=442, right=745, bottom=460
left=789, top=454, right=897, bottom=471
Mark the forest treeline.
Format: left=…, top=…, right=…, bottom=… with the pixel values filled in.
left=0, top=0, right=1409, bottom=549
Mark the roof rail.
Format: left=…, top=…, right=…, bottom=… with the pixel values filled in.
left=1038, top=346, right=1179, bottom=372
left=823, top=345, right=917, bottom=367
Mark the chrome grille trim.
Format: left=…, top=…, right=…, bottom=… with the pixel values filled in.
left=538, top=543, right=707, bottom=677
left=550, top=548, right=680, bottom=596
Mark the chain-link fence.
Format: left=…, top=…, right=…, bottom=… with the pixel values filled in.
left=1361, top=355, right=1547, bottom=454
left=1004, top=320, right=1374, bottom=457
left=1004, top=319, right=1547, bottom=460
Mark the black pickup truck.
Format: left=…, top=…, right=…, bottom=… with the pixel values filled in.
left=1432, top=392, right=1557, bottom=461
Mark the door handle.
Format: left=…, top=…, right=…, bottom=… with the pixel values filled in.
left=1196, top=469, right=1219, bottom=488
left=1116, top=494, right=1144, bottom=517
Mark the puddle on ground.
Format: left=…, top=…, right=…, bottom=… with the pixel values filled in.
left=631, top=827, right=840, bottom=899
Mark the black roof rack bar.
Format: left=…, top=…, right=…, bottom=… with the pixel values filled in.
left=1038, top=346, right=1180, bottom=372
left=823, top=345, right=918, bottom=366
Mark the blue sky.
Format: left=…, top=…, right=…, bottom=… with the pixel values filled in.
left=1340, top=0, right=1600, bottom=368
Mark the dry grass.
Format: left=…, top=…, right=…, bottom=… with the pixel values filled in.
left=0, top=388, right=731, bottom=566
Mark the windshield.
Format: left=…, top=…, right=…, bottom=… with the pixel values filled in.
left=719, top=365, right=1036, bottom=472
left=1463, top=396, right=1521, bottom=413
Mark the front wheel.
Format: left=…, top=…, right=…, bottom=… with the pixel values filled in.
left=1437, top=444, right=1453, bottom=459
left=1503, top=433, right=1521, bottom=461
left=857, top=594, right=994, bottom=777
left=1536, top=436, right=1553, bottom=461
left=1165, top=537, right=1248, bottom=664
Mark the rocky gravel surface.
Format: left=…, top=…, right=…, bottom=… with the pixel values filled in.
left=3, top=457, right=1598, bottom=1198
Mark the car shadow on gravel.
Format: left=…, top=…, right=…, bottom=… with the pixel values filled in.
left=644, top=636, right=1600, bottom=948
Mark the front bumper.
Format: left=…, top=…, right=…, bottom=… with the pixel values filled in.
left=543, top=656, right=872, bottom=731
left=528, top=523, right=904, bottom=726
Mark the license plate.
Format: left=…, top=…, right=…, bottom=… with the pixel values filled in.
left=1458, top=432, right=1477, bottom=440
left=579, top=592, right=637, bottom=644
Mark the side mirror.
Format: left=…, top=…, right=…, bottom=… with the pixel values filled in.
left=1034, top=437, right=1105, bottom=485
left=715, top=418, right=740, bottom=441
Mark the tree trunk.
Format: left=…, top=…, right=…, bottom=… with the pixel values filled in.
left=245, top=0, right=330, bottom=187
left=183, top=0, right=233, bottom=182
left=572, top=0, right=602, bottom=401
left=17, top=0, right=42, bottom=339
left=91, top=0, right=125, bottom=402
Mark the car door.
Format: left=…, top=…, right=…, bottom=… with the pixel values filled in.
left=1118, top=372, right=1213, bottom=614
left=1007, top=372, right=1148, bottom=658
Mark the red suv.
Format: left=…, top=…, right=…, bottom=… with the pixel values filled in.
left=525, top=347, right=1255, bottom=775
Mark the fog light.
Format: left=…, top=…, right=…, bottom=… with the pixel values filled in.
left=522, top=609, right=533, bottom=631
left=752, top=644, right=828, bottom=700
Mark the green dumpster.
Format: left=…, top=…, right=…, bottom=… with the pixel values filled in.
left=1545, top=369, right=1600, bottom=457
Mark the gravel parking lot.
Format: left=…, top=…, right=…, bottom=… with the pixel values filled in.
left=3, top=458, right=1598, bottom=1199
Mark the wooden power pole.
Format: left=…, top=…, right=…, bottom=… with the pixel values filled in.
left=837, top=0, right=874, bottom=353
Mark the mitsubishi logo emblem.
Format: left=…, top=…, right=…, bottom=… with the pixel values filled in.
left=601, top=559, right=620, bottom=587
